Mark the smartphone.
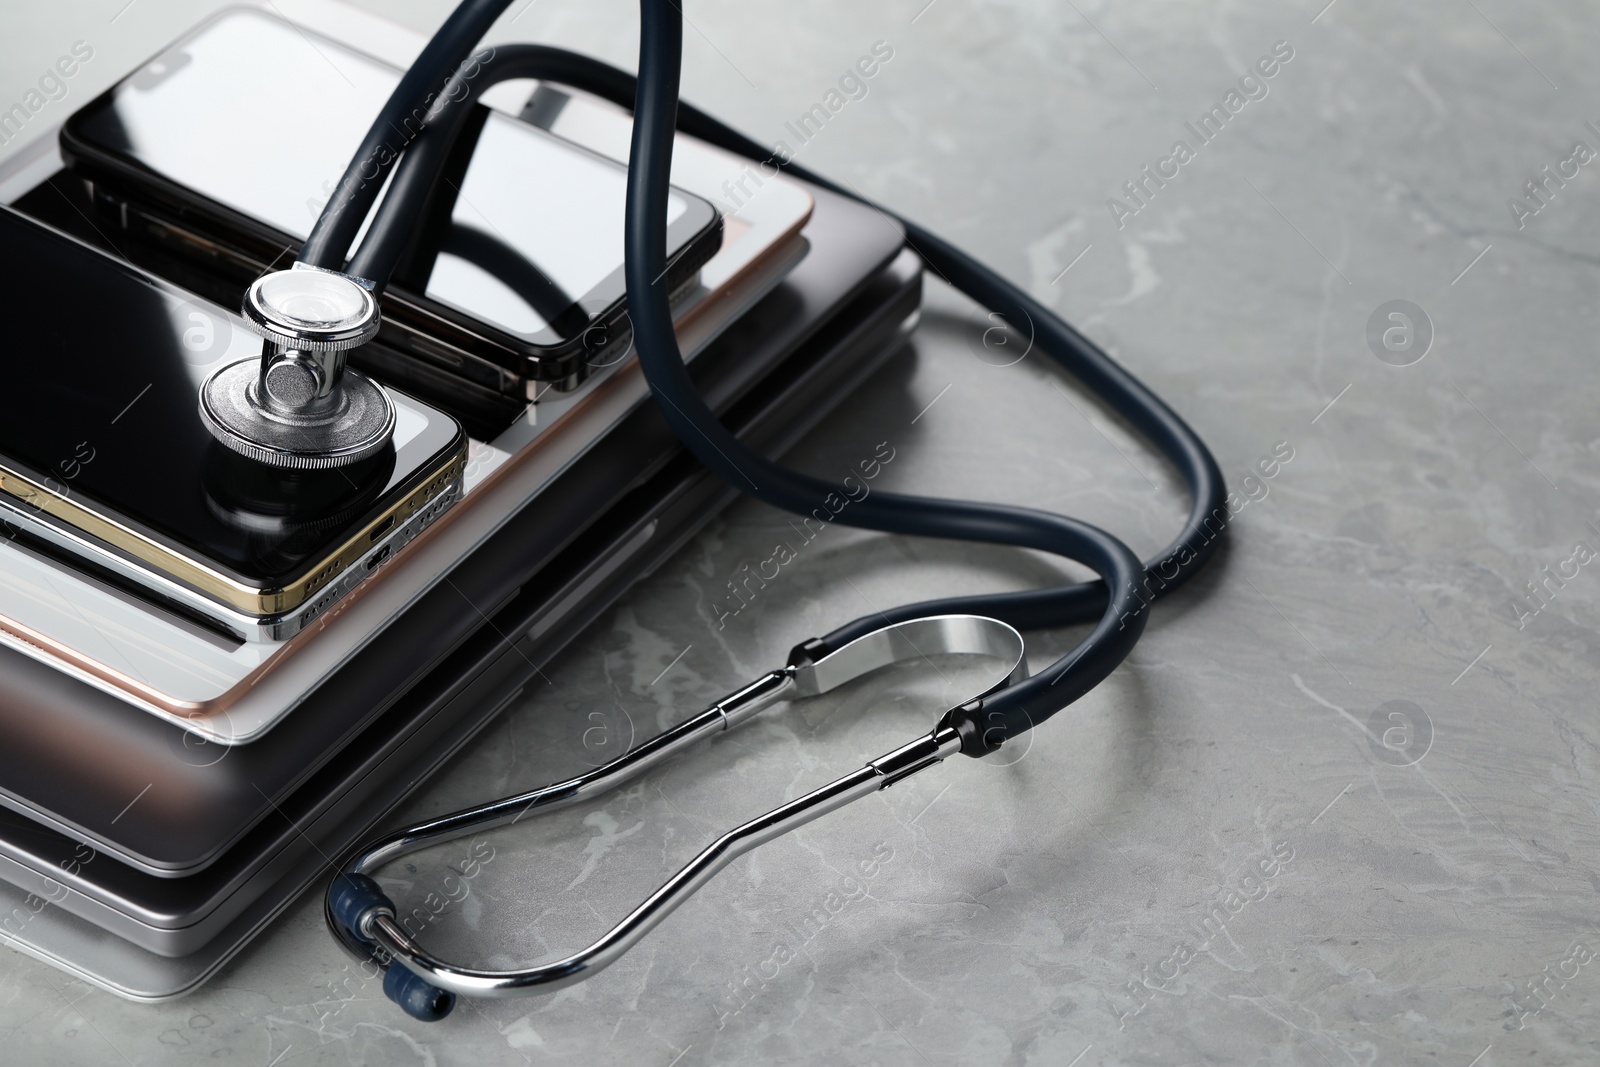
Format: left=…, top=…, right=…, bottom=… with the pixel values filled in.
left=0, top=204, right=467, bottom=642
left=59, top=6, right=723, bottom=393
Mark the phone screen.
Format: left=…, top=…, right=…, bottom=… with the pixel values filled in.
left=0, top=206, right=462, bottom=590
left=64, top=8, right=711, bottom=345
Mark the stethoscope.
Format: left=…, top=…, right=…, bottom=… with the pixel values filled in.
left=189, top=0, right=1227, bottom=1022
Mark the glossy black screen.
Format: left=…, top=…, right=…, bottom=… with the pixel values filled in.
left=64, top=8, right=717, bottom=345
left=0, top=207, right=462, bottom=588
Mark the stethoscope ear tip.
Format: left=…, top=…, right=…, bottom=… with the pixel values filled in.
left=327, top=872, right=391, bottom=944
left=327, top=872, right=456, bottom=1020
left=383, top=962, right=456, bottom=1022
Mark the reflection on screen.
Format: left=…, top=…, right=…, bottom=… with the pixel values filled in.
left=78, top=10, right=687, bottom=340
left=0, top=207, right=451, bottom=582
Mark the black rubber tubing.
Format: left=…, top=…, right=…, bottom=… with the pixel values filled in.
left=343, top=35, right=1229, bottom=648
left=298, top=0, right=512, bottom=271
left=311, top=0, right=1229, bottom=751
left=345, top=44, right=643, bottom=286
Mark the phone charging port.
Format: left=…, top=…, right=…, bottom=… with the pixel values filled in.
left=365, top=544, right=391, bottom=571
left=369, top=514, right=396, bottom=542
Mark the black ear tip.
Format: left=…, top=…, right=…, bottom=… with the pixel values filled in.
left=384, top=962, right=456, bottom=1021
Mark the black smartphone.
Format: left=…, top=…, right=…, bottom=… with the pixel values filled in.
left=59, top=6, right=723, bottom=393
left=0, top=205, right=467, bottom=641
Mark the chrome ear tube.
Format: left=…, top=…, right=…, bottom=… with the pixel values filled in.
left=325, top=615, right=1027, bottom=1020
left=199, top=263, right=395, bottom=469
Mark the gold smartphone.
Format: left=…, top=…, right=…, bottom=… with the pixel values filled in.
left=0, top=205, right=467, bottom=641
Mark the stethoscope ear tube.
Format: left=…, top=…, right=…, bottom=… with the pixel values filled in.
left=325, top=616, right=1026, bottom=1018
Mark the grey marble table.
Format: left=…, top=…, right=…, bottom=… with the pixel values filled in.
left=4, top=0, right=1599, bottom=1063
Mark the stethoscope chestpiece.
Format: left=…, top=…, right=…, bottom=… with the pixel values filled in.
left=199, top=264, right=396, bottom=469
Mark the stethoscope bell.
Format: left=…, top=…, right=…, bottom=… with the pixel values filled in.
left=198, top=264, right=395, bottom=469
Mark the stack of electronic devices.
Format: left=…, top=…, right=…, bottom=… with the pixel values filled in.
left=0, top=0, right=919, bottom=1000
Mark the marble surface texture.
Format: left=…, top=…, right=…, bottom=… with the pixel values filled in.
left=4, top=0, right=1600, bottom=1063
